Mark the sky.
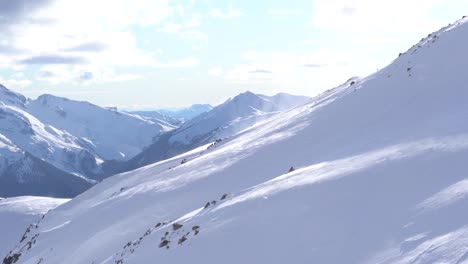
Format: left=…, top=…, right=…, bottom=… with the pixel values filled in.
left=0, top=0, right=466, bottom=109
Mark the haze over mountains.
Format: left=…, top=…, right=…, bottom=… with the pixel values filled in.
left=2, top=15, right=468, bottom=264
left=128, top=104, right=213, bottom=126
left=0, top=86, right=309, bottom=198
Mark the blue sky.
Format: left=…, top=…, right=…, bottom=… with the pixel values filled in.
left=0, top=0, right=466, bottom=109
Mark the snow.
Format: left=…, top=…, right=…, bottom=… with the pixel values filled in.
left=3, top=16, right=468, bottom=264
left=26, top=94, right=175, bottom=161
left=157, top=104, right=213, bottom=122
left=125, top=91, right=310, bottom=171
left=0, top=102, right=100, bottom=176
left=0, top=86, right=179, bottom=197
left=0, top=197, right=68, bottom=258
left=169, top=91, right=311, bottom=144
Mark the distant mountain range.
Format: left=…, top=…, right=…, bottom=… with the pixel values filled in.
left=128, top=104, right=213, bottom=125
left=0, top=85, right=309, bottom=197
left=125, top=91, right=311, bottom=170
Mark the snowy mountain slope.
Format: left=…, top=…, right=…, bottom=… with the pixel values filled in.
left=0, top=197, right=69, bottom=259
left=0, top=100, right=95, bottom=198
left=157, top=104, right=213, bottom=122
left=0, top=101, right=103, bottom=177
left=0, top=151, right=93, bottom=198
left=0, top=85, right=28, bottom=107
left=170, top=91, right=311, bottom=143
left=4, top=17, right=468, bottom=264
left=0, top=134, right=93, bottom=198
left=125, top=92, right=310, bottom=170
left=26, top=94, right=175, bottom=161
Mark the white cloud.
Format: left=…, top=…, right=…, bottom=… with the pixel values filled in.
left=211, top=6, right=245, bottom=19
left=0, top=0, right=181, bottom=85
left=157, top=58, right=199, bottom=68
left=208, top=67, right=223, bottom=76
left=217, top=50, right=368, bottom=96
left=0, top=76, right=32, bottom=89
left=311, top=0, right=465, bottom=36
left=268, top=9, right=302, bottom=15
left=156, top=12, right=207, bottom=41
left=34, top=55, right=198, bottom=85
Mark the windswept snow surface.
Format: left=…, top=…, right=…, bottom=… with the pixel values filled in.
left=4, top=17, right=468, bottom=264
left=0, top=197, right=68, bottom=258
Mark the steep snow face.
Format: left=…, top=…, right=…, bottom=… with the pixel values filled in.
left=0, top=133, right=91, bottom=198
left=0, top=85, right=27, bottom=107
left=5, top=17, right=468, bottom=264
left=0, top=197, right=69, bottom=258
left=0, top=134, right=23, bottom=177
left=0, top=102, right=101, bottom=177
left=27, top=94, right=175, bottom=161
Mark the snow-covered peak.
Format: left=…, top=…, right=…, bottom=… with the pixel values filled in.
left=0, top=85, right=176, bottom=197
left=171, top=91, right=311, bottom=143
left=27, top=93, right=175, bottom=161
left=0, top=84, right=27, bottom=107
left=125, top=91, right=311, bottom=170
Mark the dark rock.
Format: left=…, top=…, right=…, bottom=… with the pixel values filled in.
left=2, top=253, right=21, bottom=264
left=172, top=223, right=183, bottom=231
left=178, top=236, right=187, bottom=245
left=159, top=240, right=170, bottom=248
